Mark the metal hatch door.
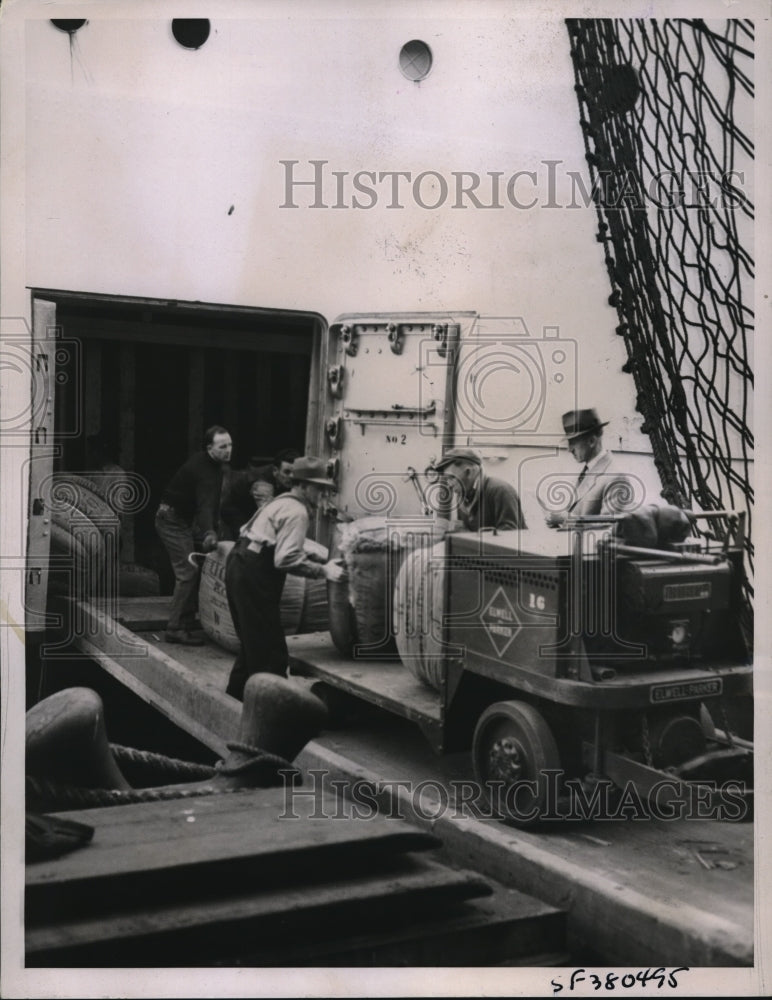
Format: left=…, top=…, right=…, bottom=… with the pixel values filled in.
left=323, top=314, right=473, bottom=519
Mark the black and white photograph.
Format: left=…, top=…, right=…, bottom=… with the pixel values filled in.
left=0, top=0, right=768, bottom=996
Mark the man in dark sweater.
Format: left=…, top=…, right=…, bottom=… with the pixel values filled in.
left=155, top=425, right=233, bottom=644
left=435, top=447, right=526, bottom=532
left=221, top=448, right=300, bottom=538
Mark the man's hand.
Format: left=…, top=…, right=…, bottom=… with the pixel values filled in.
left=322, top=559, right=348, bottom=583
left=201, top=531, right=218, bottom=552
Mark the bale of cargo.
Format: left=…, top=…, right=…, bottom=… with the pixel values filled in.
left=197, top=540, right=330, bottom=653
left=328, top=517, right=445, bottom=660
left=327, top=570, right=358, bottom=659
left=393, top=540, right=447, bottom=690
left=298, top=540, right=332, bottom=634
left=49, top=517, right=105, bottom=600
left=52, top=494, right=115, bottom=583
left=51, top=473, right=121, bottom=538
left=50, top=473, right=123, bottom=587
left=327, top=518, right=400, bottom=658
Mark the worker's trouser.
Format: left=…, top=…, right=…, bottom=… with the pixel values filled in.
left=224, top=537, right=288, bottom=701
left=155, top=505, right=200, bottom=631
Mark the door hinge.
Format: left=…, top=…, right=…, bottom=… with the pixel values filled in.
left=433, top=323, right=449, bottom=358
left=340, top=324, right=359, bottom=357
left=387, top=322, right=404, bottom=355
left=327, top=365, right=345, bottom=398
left=325, top=416, right=343, bottom=448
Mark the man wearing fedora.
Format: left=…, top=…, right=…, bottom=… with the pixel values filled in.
left=435, top=447, right=526, bottom=532
left=546, top=409, right=633, bottom=527
left=224, top=456, right=347, bottom=700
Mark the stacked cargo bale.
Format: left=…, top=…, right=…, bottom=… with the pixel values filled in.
left=80, top=468, right=159, bottom=597
left=328, top=517, right=446, bottom=676
left=393, top=540, right=447, bottom=690
left=49, top=473, right=159, bottom=600
left=48, top=474, right=119, bottom=602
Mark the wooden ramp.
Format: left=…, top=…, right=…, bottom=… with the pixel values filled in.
left=68, top=597, right=238, bottom=757
left=70, top=598, right=441, bottom=755
left=95, top=594, right=173, bottom=631
left=26, top=788, right=566, bottom=968
left=286, top=633, right=442, bottom=724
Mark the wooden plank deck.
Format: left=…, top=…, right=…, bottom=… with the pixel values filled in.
left=26, top=789, right=439, bottom=918
left=26, top=789, right=565, bottom=968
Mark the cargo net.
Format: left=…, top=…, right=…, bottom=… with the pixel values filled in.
left=565, top=18, right=754, bottom=636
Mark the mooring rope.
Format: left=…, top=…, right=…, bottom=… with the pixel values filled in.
left=27, top=744, right=298, bottom=811
left=26, top=776, right=238, bottom=809
left=109, top=743, right=218, bottom=782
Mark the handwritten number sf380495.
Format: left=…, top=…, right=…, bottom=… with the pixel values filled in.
left=551, top=968, right=689, bottom=993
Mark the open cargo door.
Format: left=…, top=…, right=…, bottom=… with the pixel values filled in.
left=25, top=298, right=59, bottom=632
left=323, top=314, right=474, bottom=519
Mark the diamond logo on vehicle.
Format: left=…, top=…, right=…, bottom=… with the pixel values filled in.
left=481, top=586, right=522, bottom=657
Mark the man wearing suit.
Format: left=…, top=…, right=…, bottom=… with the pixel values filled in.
left=546, top=409, right=634, bottom=527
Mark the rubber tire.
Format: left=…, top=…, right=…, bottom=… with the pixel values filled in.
left=472, top=700, right=561, bottom=828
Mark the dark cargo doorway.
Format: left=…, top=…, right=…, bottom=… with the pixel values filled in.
left=34, top=290, right=323, bottom=594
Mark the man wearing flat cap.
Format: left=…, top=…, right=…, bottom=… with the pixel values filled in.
left=224, top=456, right=347, bottom=700
left=546, top=409, right=633, bottom=528
left=435, top=447, right=526, bottom=532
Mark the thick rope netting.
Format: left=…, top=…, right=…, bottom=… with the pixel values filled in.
left=565, top=19, right=754, bottom=627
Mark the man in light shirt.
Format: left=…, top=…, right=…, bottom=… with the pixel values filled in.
left=546, top=409, right=634, bottom=527
left=224, top=456, right=346, bottom=701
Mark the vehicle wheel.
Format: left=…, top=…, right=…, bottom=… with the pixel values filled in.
left=699, top=702, right=717, bottom=740
left=472, top=700, right=561, bottom=828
